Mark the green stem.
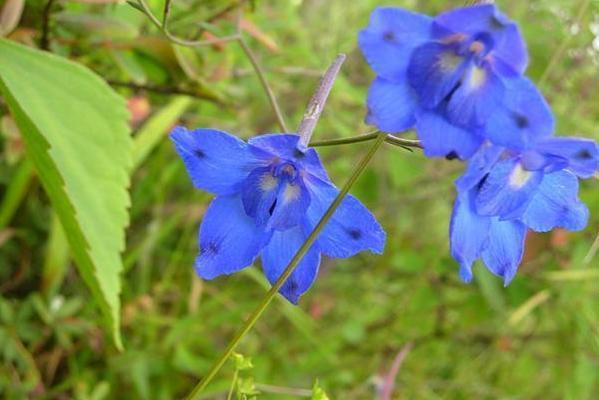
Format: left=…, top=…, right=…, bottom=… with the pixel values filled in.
left=134, top=0, right=241, bottom=46
left=310, top=131, right=422, bottom=151
left=237, top=37, right=289, bottom=132
left=225, top=369, right=238, bottom=400
left=185, top=133, right=387, bottom=399
left=131, top=0, right=288, bottom=133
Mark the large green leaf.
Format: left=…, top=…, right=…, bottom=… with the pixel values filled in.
left=0, top=39, right=131, bottom=348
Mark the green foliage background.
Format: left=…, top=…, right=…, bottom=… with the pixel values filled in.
left=1, top=0, right=598, bottom=398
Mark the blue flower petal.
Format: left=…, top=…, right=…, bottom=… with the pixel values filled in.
left=433, top=4, right=506, bottom=36
left=446, top=62, right=504, bottom=128
left=415, top=111, right=483, bottom=159
left=304, top=175, right=385, bottom=258
left=535, top=137, right=599, bottom=178
left=433, top=4, right=528, bottom=74
left=248, top=134, right=330, bottom=182
left=483, top=77, right=554, bottom=149
left=481, top=218, right=526, bottom=285
left=365, top=77, right=418, bottom=133
left=523, top=170, right=589, bottom=232
left=475, top=157, right=543, bottom=219
left=455, top=143, right=504, bottom=192
left=359, top=7, right=433, bottom=81
left=171, top=127, right=267, bottom=195
left=195, top=195, right=271, bottom=279
left=261, top=226, right=321, bottom=304
left=407, top=42, right=469, bottom=109
left=520, top=151, right=568, bottom=173
left=268, top=179, right=311, bottom=231
left=241, top=166, right=280, bottom=227
left=449, top=191, right=491, bottom=283
left=490, top=24, right=528, bottom=75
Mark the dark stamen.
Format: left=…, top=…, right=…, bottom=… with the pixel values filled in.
left=268, top=199, right=278, bottom=216
left=383, top=30, right=396, bottom=42
left=287, top=280, right=298, bottom=291
left=443, top=83, right=461, bottom=104
left=194, top=148, right=206, bottom=158
left=513, top=113, right=529, bottom=129
left=445, top=151, right=459, bottom=161
left=476, top=173, right=490, bottom=193
left=293, top=148, right=305, bottom=158
left=575, top=149, right=593, bottom=160
left=490, top=15, right=505, bottom=30
left=200, top=242, right=219, bottom=256
left=348, top=228, right=362, bottom=240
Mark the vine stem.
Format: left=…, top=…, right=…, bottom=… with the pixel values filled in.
left=185, top=133, right=387, bottom=400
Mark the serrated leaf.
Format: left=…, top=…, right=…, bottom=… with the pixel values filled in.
left=0, top=38, right=132, bottom=349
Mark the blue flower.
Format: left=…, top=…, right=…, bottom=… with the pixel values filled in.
left=171, top=127, right=386, bottom=303
left=450, top=136, right=598, bottom=284
left=359, top=4, right=529, bottom=159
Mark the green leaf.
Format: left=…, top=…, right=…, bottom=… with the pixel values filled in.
left=0, top=39, right=132, bottom=349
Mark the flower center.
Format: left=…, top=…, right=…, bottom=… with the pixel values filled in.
left=274, top=162, right=299, bottom=182
left=508, top=163, right=533, bottom=189
left=469, top=40, right=485, bottom=55
left=449, top=32, right=494, bottom=64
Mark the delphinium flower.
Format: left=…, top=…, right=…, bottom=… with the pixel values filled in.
left=171, top=128, right=385, bottom=303
left=359, top=3, right=528, bottom=159
left=449, top=80, right=599, bottom=283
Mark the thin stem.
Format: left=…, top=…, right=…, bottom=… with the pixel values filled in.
left=538, top=0, right=591, bottom=87
left=297, top=54, right=346, bottom=147
left=162, top=0, right=172, bottom=28
left=185, top=134, right=387, bottom=399
left=583, top=231, right=599, bottom=265
left=131, top=0, right=289, bottom=132
left=106, top=79, right=223, bottom=103
left=310, top=131, right=422, bottom=150
left=134, top=0, right=241, bottom=47
left=237, top=37, right=289, bottom=132
left=40, top=0, right=56, bottom=50
left=254, top=383, right=312, bottom=397
left=381, top=343, right=413, bottom=400
left=385, top=135, right=423, bottom=151
left=225, top=369, right=238, bottom=400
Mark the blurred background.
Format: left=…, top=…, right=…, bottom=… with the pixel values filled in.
left=1, top=0, right=598, bottom=398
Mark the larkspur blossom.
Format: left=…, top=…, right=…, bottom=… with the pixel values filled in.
left=171, top=128, right=385, bottom=303
left=359, top=4, right=529, bottom=159
left=449, top=78, right=599, bottom=283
